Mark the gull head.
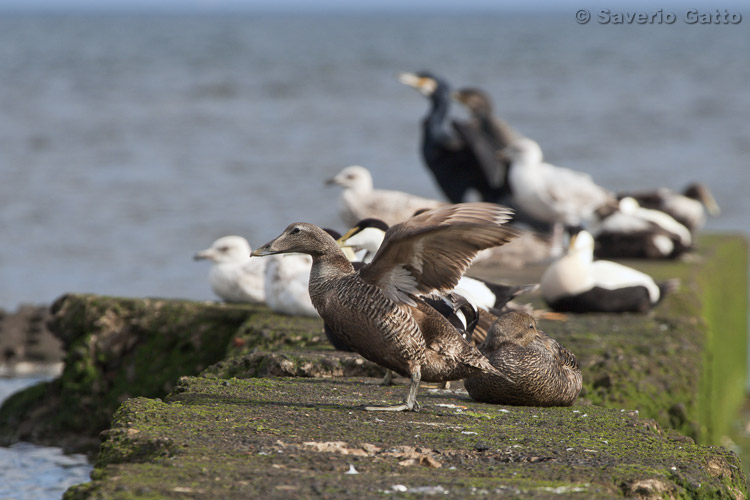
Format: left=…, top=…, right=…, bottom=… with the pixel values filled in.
left=194, top=236, right=251, bottom=264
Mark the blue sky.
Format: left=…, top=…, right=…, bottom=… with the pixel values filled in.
left=0, top=0, right=745, bottom=13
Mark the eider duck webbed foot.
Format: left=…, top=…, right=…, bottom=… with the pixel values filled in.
left=363, top=369, right=396, bottom=386
left=365, top=371, right=422, bottom=412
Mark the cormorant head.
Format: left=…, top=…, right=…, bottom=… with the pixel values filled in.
left=397, top=71, right=448, bottom=97
left=453, top=87, right=493, bottom=115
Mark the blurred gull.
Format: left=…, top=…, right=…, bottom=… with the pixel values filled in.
left=501, top=138, right=616, bottom=251
left=325, top=165, right=443, bottom=227
left=194, top=236, right=265, bottom=304
left=262, top=253, right=319, bottom=317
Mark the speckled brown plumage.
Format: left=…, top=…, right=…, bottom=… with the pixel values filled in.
left=253, top=202, right=519, bottom=411
left=464, top=311, right=582, bottom=407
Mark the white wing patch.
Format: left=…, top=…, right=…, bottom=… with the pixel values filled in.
left=382, top=265, right=419, bottom=306
left=408, top=240, right=425, bottom=274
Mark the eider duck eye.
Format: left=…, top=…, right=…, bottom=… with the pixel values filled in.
left=218, top=246, right=229, bottom=252
left=290, top=227, right=301, bottom=235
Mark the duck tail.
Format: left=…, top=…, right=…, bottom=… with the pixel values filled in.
left=657, top=279, right=681, bottom=304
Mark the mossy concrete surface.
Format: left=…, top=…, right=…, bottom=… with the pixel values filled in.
left=0, top=294, right=254, bottom=451
left=0, top=234, right=744, bottom=496
left=65, top=376, right=746, bottom=499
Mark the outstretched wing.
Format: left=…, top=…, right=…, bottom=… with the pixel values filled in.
left=357, top=203, right=518, bottom=305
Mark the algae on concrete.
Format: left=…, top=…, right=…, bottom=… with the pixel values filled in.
left=65, top=376, right=747, bottom=499
left=0, top=235, right=745, bottom=496
left=0, top=294, right=253, bottom=451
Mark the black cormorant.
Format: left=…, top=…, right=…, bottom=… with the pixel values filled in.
left=398, top=71, right=507, bottom=205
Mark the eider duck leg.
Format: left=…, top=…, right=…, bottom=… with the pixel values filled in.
left=363, top=369, right=396, bottom=386
left=365, top=370, right=421, bottom=412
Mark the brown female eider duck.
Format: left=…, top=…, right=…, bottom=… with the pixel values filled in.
left=541, top=230, right=678, bottom=313
left=337, top=217, right=538, bottom=313
left=464, top=311, right=582, bottom=407
left=252, top=202, right=518, bottom=411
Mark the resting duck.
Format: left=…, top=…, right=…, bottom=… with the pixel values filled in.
left=591, top=197, right=692, bottom=259
left=325, top=165, right=443, bottom=227
left=464, top=311, right=582, bottom=406
left=618, top=182, right=720, bottom=235
left=541, top=230, right=678, bottom=313
left=193, top=236, right=265, bottom=304
left=252, top=202, right=518, bottom=411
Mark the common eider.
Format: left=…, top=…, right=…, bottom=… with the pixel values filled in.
left=618, top=182, right=720, bottom=235
left=540, top=230, right=678, bottom=313
left=464, top=311, right=582, bottom=407
left=591, top=197, right=692, bottom=259
left=501, top=137, right=616, bottom=251
left=252, top=202, right=519, bottom=411
left=325, top=165, right=443, bottom=227
left=398, top=71, right=507, bottom=204
left=193, top=236, right=265, bottom=304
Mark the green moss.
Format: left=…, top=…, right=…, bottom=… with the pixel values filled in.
left=0, top=295, right=255, bottom=448
left=69, top=376, right=746, bottom=499
left=228, top=313, right=328, bottom=355
left=695, top=235, right=749, bottom=444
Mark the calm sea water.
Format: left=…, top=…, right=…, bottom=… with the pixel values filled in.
left=0, top=376, right=91, bottom=500
left=0, top=13, right=748, bottom=310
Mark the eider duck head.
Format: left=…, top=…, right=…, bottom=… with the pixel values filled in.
left=453, top=87, right=493, bottom=116
left=567, top=230, right=595, bottom=265
left=194, top=235, right=251, bottom=264
left=252, top=223, right=339, bottom=258
left=325, top=165, right=373, bottom=193
left=683, top=183, right=720, bottom=216
left=398, top=71, right=448, bottom=98
left=618, top=196, right=640, bottom=215
left=337, top=218, right=389, bottom=255
left=482, top=311, right=540, bottom=352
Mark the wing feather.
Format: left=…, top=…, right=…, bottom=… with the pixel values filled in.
left=358, top=203, right=519, bottom=304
